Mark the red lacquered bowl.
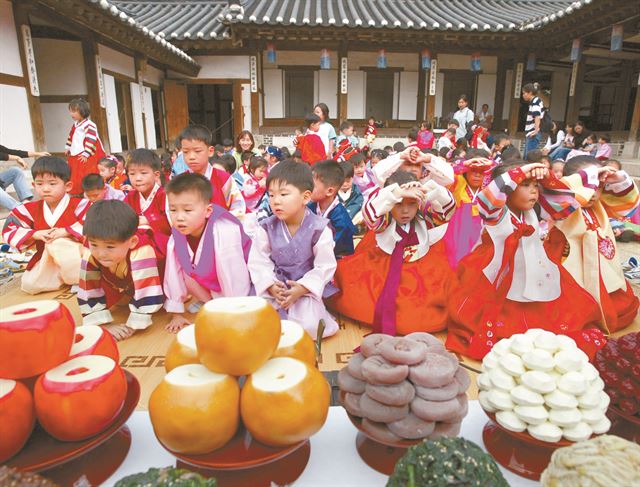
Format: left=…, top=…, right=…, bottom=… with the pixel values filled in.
left=7, top=371, right=139, bottom=472
left=607, top=404, right=640, bottom=443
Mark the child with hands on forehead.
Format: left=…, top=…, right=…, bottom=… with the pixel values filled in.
left=329, top=169, right=456, bottom=336
left=248, top=161, right=339, bottom=340
left=373, top=146, right=455, bottom=189
left=446, top=162, right=603, bottom=360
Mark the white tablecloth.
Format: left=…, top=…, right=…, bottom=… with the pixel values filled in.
left=103, top=401, right=537, bottom=486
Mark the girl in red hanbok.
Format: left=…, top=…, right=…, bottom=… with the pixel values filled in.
left=446, top=162, right=602, bottom=360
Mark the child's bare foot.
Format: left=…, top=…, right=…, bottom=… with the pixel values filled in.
left=104, top=324, right=135, bottom=341
left=166, top=314, right=191, bottom=334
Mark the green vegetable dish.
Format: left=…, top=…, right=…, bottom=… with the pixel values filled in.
left=387, top=437, right=509, bottom=487
left=114, top=467, right=217, bottom=487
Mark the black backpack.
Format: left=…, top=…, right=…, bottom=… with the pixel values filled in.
left=540, top=106, right=553, bottom=134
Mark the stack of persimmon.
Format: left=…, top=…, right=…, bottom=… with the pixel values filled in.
left=150, top=297, right=330, bottom=454
left=0, top=301, right=125, bottom=462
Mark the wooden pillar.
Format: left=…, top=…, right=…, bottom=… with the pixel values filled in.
left=426, top=53, right=437, bottom=123
left=612, top=64, right=633, bottom=131
left=337, top=47, right=348, bottom=124
left=629, top=81, right=640, bottom=141
left=82, top=38, right=109, bottom=152
left=565, top=60, right=585, bottom=123
left=493, top=58, right=507, bottom=131
left=507, top=60, right=523, bottom=136
left=13, top=3, right=46, bottom=151
left=232, top=80, right=243, bottom=136
left=416, top=53, right=426, bottom=122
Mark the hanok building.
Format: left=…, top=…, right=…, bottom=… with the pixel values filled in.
left=1, top=0, right=639, bottom=158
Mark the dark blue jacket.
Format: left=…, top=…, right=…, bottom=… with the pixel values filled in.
left=338, top=184, right=364, bottom=220
left=308, top=200, right=356, bottom=257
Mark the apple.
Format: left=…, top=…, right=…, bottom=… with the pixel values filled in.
left=164, top=324, right=199, bottom=372
left=241, top=357, right=330, bottom=447
left=271, top=320, right=317, bottom=366
left=34, top=355, right=127, bottom=441
left=149, top=364, right=240, bottom=454
left=195, top=297, right=281, bottom=376
left=0, top=300, right=75, bottom=379
left=69, top=325, right=119, bottom=362
left=0, top=379, right=34, bottom=462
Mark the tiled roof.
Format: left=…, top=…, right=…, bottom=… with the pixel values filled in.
left=111, top=0, right=592, bottom=41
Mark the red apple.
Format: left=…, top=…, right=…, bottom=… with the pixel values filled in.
left=34, top=355, right=127, bottom=441
left=69, top=325, right=119, bottom=362
left=0, top=300, right=75, bottom=379
left=0, top=379, right=34, bottom=462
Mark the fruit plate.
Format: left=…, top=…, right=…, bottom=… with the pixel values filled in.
left=482, top=409, right=575, bottom=481
left=162, top=425, right=307, bottom=471
left=607, top=405, right=640, bottom=443
left=7, top=370, right=140, bottom=472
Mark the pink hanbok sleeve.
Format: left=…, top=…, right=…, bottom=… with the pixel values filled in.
left=163, top=236, right=189, bottom=313
left=212, top=218, right=252, bottom=297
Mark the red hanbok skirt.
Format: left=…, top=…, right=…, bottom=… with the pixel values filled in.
left=68, top=144, right=105, bottom=195
left=545, top=228, right=639, bottom=333
left=446, top=232, right=603, bottom=360
left=327, top=235, right=453, bottom=335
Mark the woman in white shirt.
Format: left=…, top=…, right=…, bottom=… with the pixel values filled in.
left=453, top=95, right=475, bottom=140
left=542, top=121, right=565, bottom=156
left=313, top=103, right=337, bottom=157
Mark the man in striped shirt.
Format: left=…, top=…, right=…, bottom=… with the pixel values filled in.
left=522, top=83, right=543, bottom=159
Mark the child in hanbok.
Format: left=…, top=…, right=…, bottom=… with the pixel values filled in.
left=546, top=156, right=639, bottom=332
left=164, top=173, right=251, bottom=332
left=329, top=169, right=456, bottom=335
left=442, top=157, right=494, bottom=268
left=446, top=162, right=602, bottom=360
left=248, top=161, right=338, bottom=339
left=3, top=157, right=88, bottom=294
left=241, top=156, right=268, bottom=212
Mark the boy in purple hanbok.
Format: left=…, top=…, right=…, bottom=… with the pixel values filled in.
left=248, top=161, right=339, bottom=340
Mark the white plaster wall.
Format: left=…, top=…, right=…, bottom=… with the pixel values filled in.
left=438, top=54, right=497, bottom=74
left=502, top=70, right=514, bottom=121
left=435, top=73, right=445, bottom=118
left=347, top=70, right=365, bottom=119
left=264, top=50, right=337, bottom=68
left=0, top=85, right=34, bottom=150
left=241, top=82, right=251, bottom=130
left=98, top=44, right=135, bottom=78
left=398, top=71, right=418, bottom=120
left=0, top=0, right=22, bottom=77
left=550, top=71, right=570, bottom=122
left=33, top=39, right=86, bottom=95
left=195, top=56, right=250, bottom=78
left=103, top=74, right=122, bottom=153
left=41, top=103, right=71, bottom=152
left=130, top=82, right=145, bottom=147
left=476, top=74, right=497, bottom=114
left=264, top=69, right=283, bottom=118
left=318, top=70, right=337, bottom=116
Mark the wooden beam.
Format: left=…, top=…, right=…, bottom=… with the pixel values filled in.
left=629, top=82, right=640, bottom=141
left=612, top=64, right=633, bottom=131
left=135, top=55, right=149, bottom=148
left=0, top=73, right=25, bottom=87
left=416, top=53, right=426, bottom=122
left=82, top=37, right=110, bottom=153
left=337, top=47, right=348, bottom=125
left=232, top=80, right=243, bottom=136
left=39, top=94, right=87, bottom=103
left=507, top=60, right=522, bottom=136
left=13, top=3, right=46, bottom=151
left=493, top=58, right=508, bottom=130
left=565, top=61, right=585, bottom=123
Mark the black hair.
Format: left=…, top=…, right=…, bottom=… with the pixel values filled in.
left=340, top=161, right=354, bottom=179
left=98, top=157, right=117, bottom=169
left=449, top=119, right=460, bottom=127
left=68, top=98, right=90, bottom=118
left=83, top=200, right=138, bottom=241
left=314, top=103, right=330, bottom=123
left=241, top=151, right=253, bottom=163
left=439, top=147, right=450, bottom=158
left=215, top=154, right=237, bottom=175
left=606, top=159, right=621, bottom=170
left=501, top=145, right=522, bottom=162
left=249, top=156, right=268, bottom=174
left=31, top=156, right=71, bottom=182
left=82, top=173, right=105, bottom=191
left=385, top=170, right=418, bottom=188
left=456, top=138, right=469, bottom=150
left=266, top=160, right=314, bottom=192
left=384, top=145, right=393, bottom=152
left=305, top=113, right=322, bottom=128
left=166, top=172, right=212, bottom=203
left=493, top=133, right=510, bottom=146
left=466, top=148, right=490, bottom=159
left=452, top=148, right=466, bottom=159
left=408, top=127, right=418, bottom=142
left=180, top=125, right=213, bottom=147
left=214, top=144, right=224, bottom=154
left=522, top=82, right=540, bottom=95
left=393, top=141, right=405, bottom=152
left=312, top=160, right=345, bottom=189
left=526, top=149, right=544, bottom=163
left=339, top=120, right=354, bottom=131
left=599, top=133, right=611, bottom=143
left=281, top=147, right=291, bottom=158
left=458, top=94, right=469, bottom=103
left=350, top=153, right=366, bottom=166
left=563, top=156, right=602, bottom=176
left=370, top=149, right=388, bottom=161
left=128, top=148, right=161, bottom=172
left=257, top=144, right=266, bottom=150
left=491, top=161, right=525, bottom=180
left=420, top=120, right=432, bottom=130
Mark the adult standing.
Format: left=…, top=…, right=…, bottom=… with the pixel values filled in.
left=313, top=103, right=337, bottom=157
left=232, top=130, right=260, bottom=168
left=453, top=95, right=474, bottom=141
left=522, top=83, right=544, bottom=158
left=0, top=144, right=49, bottom=210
